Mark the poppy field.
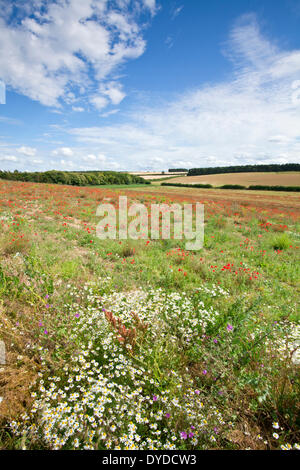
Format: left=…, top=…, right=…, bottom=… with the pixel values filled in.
left=0, top=179, right=299, bottom=450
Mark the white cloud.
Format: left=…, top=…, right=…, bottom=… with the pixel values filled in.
left=0, top=155, right=18, bottom=162
left=16, top=146, right=37, bottom=156
left=60, top=159, right=74, bottom=168
left=101, top=109, right=120, bottom=117
left=72, top=106, right=85, bottom=113
left=142, top=0, right=157, bottom=15
left=65, top=15, right=300, bottom=170
left=171, top=5, right=183, bottom=19
left=83, top=154, right=97, bottom=162
left=82, top=153, right=107, bottom=162
left=0, top=116, right=22, bottom=125
left=90, top=96, right=109, bottom=111
left=165, top=36, right=174, bottom=49
left=0, top=0, right=156, bottom=109
left=3, top=14, right=300, bottom=173
left=268, top=135, right=291, bottom=144
left=98, top=153, right=107, bottom=162
left=100, top=82, right=126, bottom=105
left=52, top=147, right=74, bottom=157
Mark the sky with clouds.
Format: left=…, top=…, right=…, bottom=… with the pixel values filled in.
left=0, top=0, right=300, bottom=172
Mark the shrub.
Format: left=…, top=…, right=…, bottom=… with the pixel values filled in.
left=161, top=182, right=212, bottom=188
left=220, top=185, right=246, bottom=190
left=248, top=185, right=300, bottom=192
left=0, top=170, right=148, bottom=186
left=271, top=234, right=292, bottom=250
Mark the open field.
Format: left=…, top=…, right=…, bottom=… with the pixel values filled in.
left=0, top=179, right=299, bottom=450
left=129, top=172, right=188, bottom=181
left=138, top=174, right=183, bottom=180
left=166, top=172, right=300, bottom=187
left=122, top=184, right=300, bottom=217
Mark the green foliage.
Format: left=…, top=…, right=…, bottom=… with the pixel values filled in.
left=270, top=234, right=292, bottom=250
left=168, top=168, right=188, bottom=172
left=188, top=163, right=300, bottom=176
left=161, top=182, right=213, bottom=188
left=0, top=170, right=149, bottom=186
left=1, top=179, right=299, bottom=450
left=248, top=185, right=300, bottom=192
left=161, top=182, right=300, bottom=192
left=220, top=184, right=246, bottom=190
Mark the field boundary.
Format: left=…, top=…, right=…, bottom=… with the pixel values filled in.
left=161, top=182, right=300, bottom=192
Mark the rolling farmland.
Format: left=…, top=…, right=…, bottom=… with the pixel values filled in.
left=165, top=172, right=300, bottom=187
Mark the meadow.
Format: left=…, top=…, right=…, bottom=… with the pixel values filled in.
left=0, top=179, right=299, bottom=450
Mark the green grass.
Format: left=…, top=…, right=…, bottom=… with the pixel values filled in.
left=92, top=183, right=152, bottom=189
left=0, top=179, right=299, bottom=450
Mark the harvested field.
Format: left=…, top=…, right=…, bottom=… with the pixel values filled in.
left=129, top=172, right=188, bottom=180
left=167, top=172, right=300, bottom=187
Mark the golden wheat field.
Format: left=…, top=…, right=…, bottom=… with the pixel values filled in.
left=167, top=172, right=300, bottom=187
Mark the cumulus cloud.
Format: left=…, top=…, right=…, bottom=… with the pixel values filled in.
left=72, top=106, right=85, bottom=113
left=0, top=0, right=156, bottom=109
left=52, top=147, right=74, bottom=157
left=0, top=155, right=18, bottom=162
left=66, top=15, right=300, bottom=170
left=100, top=82, right=126, bottom=105
left=82, top=153, right=107, bottom=162
left=142, top=0, right=157, bottom=15
left=2, top=14, right=300, bottom=172
left=16, top=146, right=37, bottom=156
left=90, top=96, right=109, bottom=111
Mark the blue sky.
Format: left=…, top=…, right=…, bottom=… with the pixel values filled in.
left=0, top=0, right=300, bottom=171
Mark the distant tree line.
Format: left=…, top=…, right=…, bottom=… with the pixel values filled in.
left=187, top=163, right=300, bottom=176
left=248, top=185, right=300, bottom=192
left=0, top=170, right=149, bottom=186
left=168, top=169, right=188, bottom=173
left=161, top=182, right=212, bottom=188
left=161, top=182, right=300, bottom=192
